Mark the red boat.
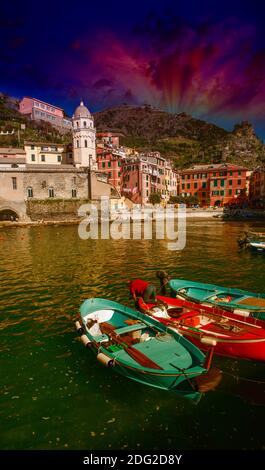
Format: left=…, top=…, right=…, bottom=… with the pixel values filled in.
left=129, top=279, right=265, bottom=362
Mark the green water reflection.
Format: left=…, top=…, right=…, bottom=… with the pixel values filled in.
left=0, top=220, right=265, bottom=450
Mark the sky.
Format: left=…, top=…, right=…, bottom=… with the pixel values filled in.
left=1, top=0, right=265, bottom=137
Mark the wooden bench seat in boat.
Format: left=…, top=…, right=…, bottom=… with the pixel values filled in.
left=114, top=323, right=147, bottom=335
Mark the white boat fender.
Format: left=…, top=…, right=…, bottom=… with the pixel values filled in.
left=97, top=352, right=115, bottom=367
left=80, top=334, right=92, bottom=348
left=201, top=336, right=217, bottom=347
left=75, top=320, right=84, bottom=334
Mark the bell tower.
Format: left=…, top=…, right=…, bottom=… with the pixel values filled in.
left=72, top=101, right=97, bottom=169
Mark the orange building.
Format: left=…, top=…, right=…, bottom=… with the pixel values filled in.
left=249, top=166, right=265, bottom=208
left=179, top=163, right=247, bottom=207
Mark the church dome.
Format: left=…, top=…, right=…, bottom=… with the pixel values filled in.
left=73, top=101, right=91, bottom=119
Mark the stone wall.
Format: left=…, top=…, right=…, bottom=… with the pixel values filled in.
left=23, top=169, right=89, bottom=200
left=26, top=198, right=90, bottom=221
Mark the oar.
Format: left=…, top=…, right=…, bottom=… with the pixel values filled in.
left=100, top=322, right=163, bottom=370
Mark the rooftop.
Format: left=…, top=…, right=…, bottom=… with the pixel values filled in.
left=24, top=141, right=65, bottom=147
left=23, top=96, right=63, bottom=111
left=0, top=147, right=26, bottom=155
left=0, top=157, right=26, bottom=164
left=180, top=163, right=248, bottom=173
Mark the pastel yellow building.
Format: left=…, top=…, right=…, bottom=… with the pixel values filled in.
left=24, top=141, right=65, bottom=165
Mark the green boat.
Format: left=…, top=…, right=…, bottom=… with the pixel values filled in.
left=75, top=298, right=214, bottom=401
left=169, top=279, right=265, bottom=320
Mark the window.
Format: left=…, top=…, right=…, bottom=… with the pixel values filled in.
left=230, top=171, right=233, bottom=176
left=102, top=162, right=105, bottom=168
left=31, top=145, right=35, bottom=150
left=187, top=174, right=190, bottom=179
left=220, top=190, right=224, bottom=196
left=57, top=155, right=62, bottom=162
left=109, top=172, right=112, bottom=178
left=182, top=184, right=185, bottom=189
left=31, top=154, right=35, bottom=161
left=212, top=190, right=219, bottom=196
left=118, top=172, right=121, bottom=177
left=202, top=182, right=207, bottom=188
left=72, top=189, right=77, bottom=198
left=194, top=182, right=198, bottom=189
left=220, top=179, right=225, bottom=187
left=187, top=183, right=190, bottom=189
left=27, top=187, right=33, bottom=198
left=202, top=192, right=206, bottom=197
left=146, top=190, right=149, bottom=196
left=41, top=155, right=45, bottom=162
left=146, top=175, right=149, bottom=181
left=238, top=171, right=241, bottom=176
left=236, top=189, right=241, bottom=195
left=238, top=179, right=241, bottom=185
left=229, top=189, right=232, bottom=196
left=83, top=121, right=87, bottom=127
left=48, top=187, right=54, bottom=198
left=118, top=161, right=121, bottom=167
left=213, top=180, right=218, bottom=187
left=84, top=140, right=87, bottom=148
left=12, top=177, right=17, bottom=190
left=108, top=161, right=111, bottom=167
left=229, top=180, right=232, bottom=185
left=76, top=140, right=79, bottom=148
left=73, top=177, right=76, bottom=185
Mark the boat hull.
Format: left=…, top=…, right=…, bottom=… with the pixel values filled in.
left=142, top=297, right=265, bottom=362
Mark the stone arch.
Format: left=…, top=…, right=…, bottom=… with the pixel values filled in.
left=0, top=207, right=20, bottom=221
left=0, top=200, right=30, bottom=223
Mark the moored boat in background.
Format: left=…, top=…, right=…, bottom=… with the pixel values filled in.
left=238, top=231, right=265, bottom=252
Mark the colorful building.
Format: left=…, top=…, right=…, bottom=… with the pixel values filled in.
left=96, top=132, right=122, bottom=147
left=24, top=141, right=65, bottom=165
left=121, top=153, right=178, bottom=205
left=19, top=97, right=72, bottom=131
left=179, top=164, right=247, bottom=207
left=97, top=149, right=124, bottom=193
left=249, top=166, right=265, bottom=207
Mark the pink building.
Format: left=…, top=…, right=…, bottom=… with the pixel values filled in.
left=19, top=97, right=72, bottom=130
left=121, top=155, right=159, bottom=205
left=121, top=153, right=178, bottom=205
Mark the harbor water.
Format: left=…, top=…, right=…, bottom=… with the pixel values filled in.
left=0, top=219, right=265, bottom=450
